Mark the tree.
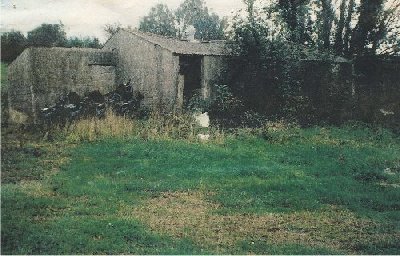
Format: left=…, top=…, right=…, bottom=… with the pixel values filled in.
left=334, top=0, right=347, bottom=54
left=318, top=0, right=334, bottom=49
left=27, top=23, right=67, bottom=47
left=104, top=22, right=122, bottom=39
left=1, top=31, right=27, bottom=63
left=139, top=4, right=177, bottom=37
left=277, top=0, right=311, bottom=44
left=234, top=0, right=399, bottom=56
left=370, top=0, right=400, bottom=55
left=350, top=0, right=384, bottom=55
left=175, top=0, right=225, bottom=40
left=342, top=0, right=355, bottom=55
left=65, top=37, right=102, bottom=48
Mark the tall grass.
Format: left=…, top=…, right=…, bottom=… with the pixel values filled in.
left=62, top=110, right=225, bottom=143
left=63, top=110, right=136, bottom=142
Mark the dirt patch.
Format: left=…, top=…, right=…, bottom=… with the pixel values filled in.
left=119, top=191, right=398, bottom=253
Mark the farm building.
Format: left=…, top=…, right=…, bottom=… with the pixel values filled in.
left=103, top=29, right=235, bottom=110
left=8, top=29, right=235, bottom=123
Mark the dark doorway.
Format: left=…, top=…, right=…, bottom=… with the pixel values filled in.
left=179, top=55, right=202, bottom=104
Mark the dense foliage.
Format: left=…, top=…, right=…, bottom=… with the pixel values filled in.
left=139, top=4, right=177, bottom=37
left=225, top=0, right=400, bottom=126
left=139, top=0, right=226, bottom=41
left=27, top=23, right=67, bottom=47
left=0, top=31, right=26, bottom=63
left=1, top=23, right=102, bottom=63
left=230, top=0, right=400, bottom=57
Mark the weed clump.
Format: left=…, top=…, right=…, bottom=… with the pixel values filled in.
left=63, top=110, right=136, bottom=142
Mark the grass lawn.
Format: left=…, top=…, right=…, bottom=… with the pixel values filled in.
left=1, top=62, right=8, bottom=90
left=1, top=125, right=400, bottom=254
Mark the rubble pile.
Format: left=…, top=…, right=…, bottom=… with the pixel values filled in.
left=40, top=82, right=144, bottom=126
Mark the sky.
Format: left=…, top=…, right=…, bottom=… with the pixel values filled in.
left=0, top=0, right=245, bottom=42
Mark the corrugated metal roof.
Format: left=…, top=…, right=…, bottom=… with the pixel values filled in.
left=121, top=29, right=235, bottom=56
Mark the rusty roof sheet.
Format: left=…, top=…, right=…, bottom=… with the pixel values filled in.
left=122, top=29, right=235, bottom=56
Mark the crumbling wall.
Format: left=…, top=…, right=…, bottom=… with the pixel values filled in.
left=8, top=49, right=35, bottom=122
left=159, top=48, right=180, bottom=110
left=353, top=56, right=400, bottom=127
left=8, top=47, right=116, bottom=123
left=202, top=55, right=231, bottom=99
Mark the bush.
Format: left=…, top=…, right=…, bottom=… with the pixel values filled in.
left=187, top=84, right=249, bottom=128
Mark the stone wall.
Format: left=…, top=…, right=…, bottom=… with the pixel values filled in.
left=352, top=56, right=400, bottom=127
left=227, top=57, right=400, bottom=127
left=8, top=47, right=116, bottom=123
left=201, top=55, right=231, bottom=99
left=7, top=49, right=34, bottom=121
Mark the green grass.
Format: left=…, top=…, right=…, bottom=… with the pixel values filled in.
left=2, top=125, right=400, bottom=254
left=1, top=62, right=8, bottom=90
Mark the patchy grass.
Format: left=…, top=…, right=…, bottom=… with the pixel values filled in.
left=123, top=191, right=391, bottom=254
left=1, top=124, right=400, bottom=254
left=1, top=128, right=70, bottom=184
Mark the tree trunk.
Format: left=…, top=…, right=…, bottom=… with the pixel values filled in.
left=321, top=0, right=334, bottom=49
left=334, top=0, right=347, bottom=54
left=343, top=0, right=355, bottom=56
left=350, top=0, right=384, bottom=55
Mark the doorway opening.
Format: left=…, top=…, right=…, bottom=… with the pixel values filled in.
left=179, top=55, right=202, bottom=105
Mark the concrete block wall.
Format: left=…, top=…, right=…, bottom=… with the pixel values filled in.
left=8, top=47, right=116, bottom=123
left=104, top=30, right=181, bottom=110
left=8, top=49, right=35, bottom=121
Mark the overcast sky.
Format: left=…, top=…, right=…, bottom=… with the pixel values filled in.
left=0, top=0, right=245, bottom=42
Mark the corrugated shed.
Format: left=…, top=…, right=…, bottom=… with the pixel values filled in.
left=121, top=29, right=236, bottom=56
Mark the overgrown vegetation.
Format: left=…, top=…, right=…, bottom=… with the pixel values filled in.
left=58, top=110, right=224, bottom=143
left=224, top=0, right=400, bottom=128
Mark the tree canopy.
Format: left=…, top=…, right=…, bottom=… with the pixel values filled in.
left=1, top=23, right=102, bottom=63
left=139, top=4, right=177, bottom=37
left=27, top=23, right=67, bottom=47
left=138, top=0, right=226, bottom=41
left=231, top=0, right=400, bottom=57
left=1, top=31, right=27, bottom=63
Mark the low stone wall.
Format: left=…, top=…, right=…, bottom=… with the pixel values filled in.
left=8, top=47, right=116, bottom=123
left=352, top=56, right=400, bottom=126
left=228, top=56, right=400, bottom=127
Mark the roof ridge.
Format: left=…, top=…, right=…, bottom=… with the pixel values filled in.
left=116, top=29, right=234, bottom=56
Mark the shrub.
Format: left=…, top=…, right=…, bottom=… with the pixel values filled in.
left=187, top=84, right=248, bottom=128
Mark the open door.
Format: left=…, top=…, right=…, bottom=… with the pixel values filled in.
left=179, top=55, right=202, bottom=105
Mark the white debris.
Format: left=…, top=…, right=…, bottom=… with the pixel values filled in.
left=65, top=104, right=76, bottom=109
left=384, top=168, right=396, bottom=176
left=379, top=109, right=394, bottom=116
left=194, top=112, right=210, bottom=127
left=197, top=133, right=210, bottom=141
